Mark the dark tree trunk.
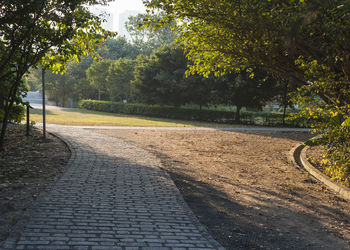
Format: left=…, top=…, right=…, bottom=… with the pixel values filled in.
left=235, top=105, right=242, bottom=123
left=0, top=80, right=20, bottom=150
left=0, top=113, right=9, bottom=151
left=282, top=81, right=288, bottom=126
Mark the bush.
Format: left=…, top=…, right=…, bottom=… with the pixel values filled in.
left=291, top=82, right=350, bottom=185
left=80, top=100, right=308, bottom=127
left=0, top=104, right=25, bottom=124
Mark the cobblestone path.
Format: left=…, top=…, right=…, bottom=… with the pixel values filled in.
left=1, top=127, right=223, bottom=250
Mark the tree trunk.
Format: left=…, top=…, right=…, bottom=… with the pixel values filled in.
left=0, top=110, right=10, bottom=150
left=199, top=104, right=202, bottom=111
left=0, top=82, right=19, bottom=150
left=283, top=104, right=287, bottom=126
left=235, top=105, right=242, bottom=123
left=282, top=81, right=288, bottom=126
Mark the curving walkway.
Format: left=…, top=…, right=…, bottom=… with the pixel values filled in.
left=1, top=126, right=224, bottom=250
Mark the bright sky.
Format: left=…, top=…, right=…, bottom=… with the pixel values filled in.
left=94, top=0, right=146, bottom=31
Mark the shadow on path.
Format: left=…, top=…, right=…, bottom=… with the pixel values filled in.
left=157, top=151, right=350, bottom=250
left=2, top=128, right=223, bottom=249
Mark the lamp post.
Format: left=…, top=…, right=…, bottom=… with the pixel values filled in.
left=42, top=68, right=46, bottom=139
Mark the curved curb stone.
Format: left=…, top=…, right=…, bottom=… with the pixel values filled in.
left=1, top=127, right=225, bottom=250
left=289, top=143, right=350, bottom=201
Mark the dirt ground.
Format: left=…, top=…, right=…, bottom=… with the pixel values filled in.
left=99, top=129, right=350, bottom=250
left=0, top=125, right=70, bottom=243
left=1, top=126, right=350, bottom=249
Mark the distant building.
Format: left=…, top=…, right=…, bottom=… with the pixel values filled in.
left=23, top=91, right=47, bottom=105
left=118, top=10, right=141, bottom=39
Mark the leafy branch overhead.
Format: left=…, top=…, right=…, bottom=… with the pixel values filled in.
left=144, top=0, right=350, bottom=184
left=0, top=0, right=116, bottom=150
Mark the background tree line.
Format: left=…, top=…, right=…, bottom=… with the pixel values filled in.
left=27, top=13, right=292, bottom=123
left=2, top=0, right=349, bottom=185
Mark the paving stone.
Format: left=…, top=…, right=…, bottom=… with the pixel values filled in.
left=0, top=126, right=224, bottom=249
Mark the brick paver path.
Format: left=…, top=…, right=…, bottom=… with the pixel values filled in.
left=1, top=127, right=224, bottom=250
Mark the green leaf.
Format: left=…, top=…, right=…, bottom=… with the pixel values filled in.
left=342, top=117, right=350, bottom=127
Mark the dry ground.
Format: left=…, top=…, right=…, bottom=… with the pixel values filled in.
left=0, top=125, right=70, bottom=243
left=98, top=129, right=350, bottom=250
left=1, top=126, right=350, bottom=249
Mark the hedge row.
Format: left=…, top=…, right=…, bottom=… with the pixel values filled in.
left=79, top=100, right=308, bottom=127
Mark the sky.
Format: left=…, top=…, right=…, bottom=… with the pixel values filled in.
left=94, top=0, right=147, bottom=31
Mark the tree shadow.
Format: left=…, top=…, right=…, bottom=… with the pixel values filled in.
left=143, top=149, right=350, bottom=250
left=5, top=129, right=348, bottom=249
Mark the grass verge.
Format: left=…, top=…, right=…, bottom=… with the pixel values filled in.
left=29, top=106, right=239, bottom=127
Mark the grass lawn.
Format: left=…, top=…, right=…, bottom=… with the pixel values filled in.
left=29, top=106, right=236, bottom=127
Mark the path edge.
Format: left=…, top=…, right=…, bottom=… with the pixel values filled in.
left=0, top=131, right=74, bottom=249
left=96, top=131, right=226, bottom=249
left=288, top=142, right=350, bottom=201
left=54, top=129, right=225, bottom=249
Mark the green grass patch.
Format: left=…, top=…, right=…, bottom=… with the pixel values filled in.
left=29, top=107, right=237, bottom=127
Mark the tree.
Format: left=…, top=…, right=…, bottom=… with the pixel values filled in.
left=126, top=13, right=175, bottom=55
left=45, top=71, right=73, bottom=106
left=216, top=69, right=278, bottom=122
left=86, top=59, right=113, bottom=100
left=144, top=1, right=349, bottom=82
left=68, top=58, right=98, bottom=102
left=106, top=58, right=136, bottom=102
left=133, top=44, right=217, bottom=108
left=98, top=37, right=141, bottom=60
left=144, top=0, right=350, bottom=182
left=45, top=58, right=97, bottom=106
left=28, top=56, right=96, bottom=107
left=0, top=0, right=114, bottom=150
left=274, top=79, right=299, bottom=125
left=132, top=45, right=188, bottom=106
left=291, top=82, right=350, bottom=185
left=183, top=75, right=215, bottom=110
left=144, top=0, right=350, bottom=114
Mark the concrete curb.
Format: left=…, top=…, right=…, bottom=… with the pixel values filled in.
left=289, top=142, right=350, bottom=201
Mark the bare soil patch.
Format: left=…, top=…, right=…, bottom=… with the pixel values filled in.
left=99, top=129, right=350, bottom=250
left=0, top=125, right=70, bottom=243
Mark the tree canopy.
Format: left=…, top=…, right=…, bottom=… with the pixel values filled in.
left=144, top=0, right=350, bottom=184
left=216, top=69, right=278, bottom=122
left=0, top=0, right=115, bottom=149
left=144, top=1, right=350, bottom=84
left=126, top=13, right=176, bottom=55
left=133, top=45, right=198, bottom=106
left=97, top=37, right=141, bottom=60
left=106, top=58, right=136, bottom=102
left=86, top=59, right=113, bottom=100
